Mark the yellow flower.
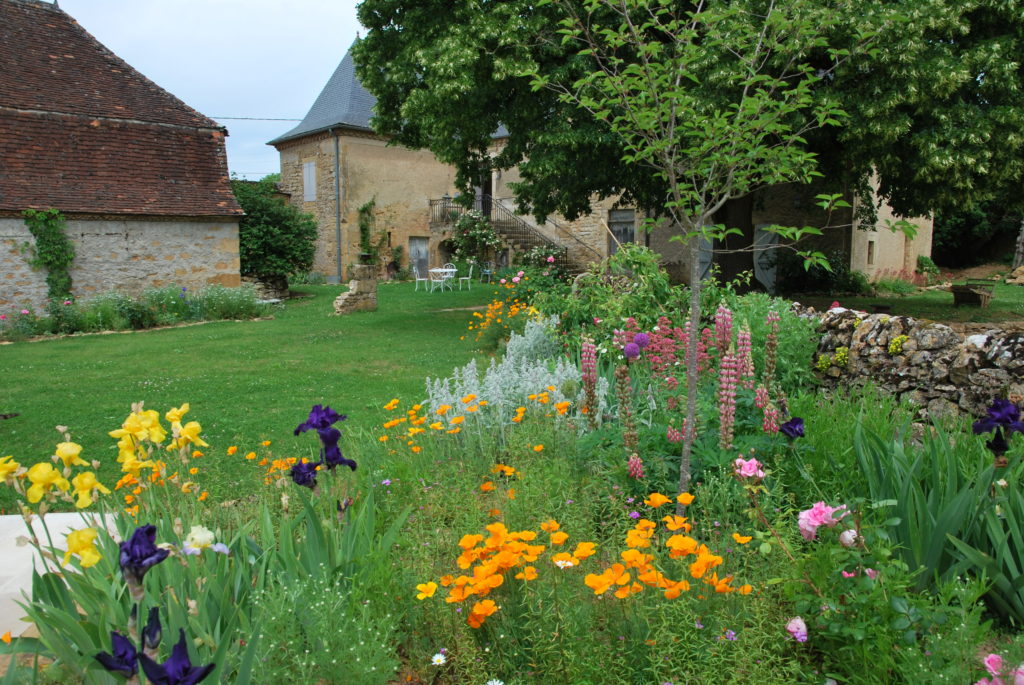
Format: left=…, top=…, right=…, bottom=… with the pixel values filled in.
left=480, top=481, right=496, bottom=492
left=120, top=454, right=155, bottom=478
left=461, top=394, right=477, bottom=404
left=227, top=445, right=238, bottom=455
left=109, top=409, right=166, bottom=444
left=169, top=421, right=209, bottom=451
left=436, top=404, right=452, bottom=416
left=415, top=582, right=438, bottom=600
left=26, top=463, right=70, bottom=503
left=550, top=531, right=569, bottom=545
left=63, top=527, right=102, bottom=568
left=732, top=532, right=752, bottom=544
left=677, top=492, right=695, bottom=506
left=515, top=566, right=538, bottom=581
left=0, top=455, right=21, bottom=482
left=450, top=416, right=465, bottom=425
left=554, top=401, right=571, bottom=415
left=540, top=519, right=560, bottom=532
left=384, top=399, right=400, bottom=411
left=572, top=541, right=597, bottom=560
left=429, top=422, right=444, bottom=430
left=245, top=452, right=256, bottom=460
left=165, top=403, right=190, bottom=424
left=532, top=444, right=544, bottom=452
left=55, top=442, right=88, bottom=468
left=71, top=472, right=110, bottom=509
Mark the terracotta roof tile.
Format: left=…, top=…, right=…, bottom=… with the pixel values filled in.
left=0, top=0, right=241, bottom=217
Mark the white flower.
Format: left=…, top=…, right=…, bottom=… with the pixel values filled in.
left=486, top=680, right=505, bottom=685
left=554, top=559, right=575, bottom=569
left=838, top=529, right=860, bottom=548
left=182, top=524, right=229, bottom=555
left=431, top=653, right=446, bottom=666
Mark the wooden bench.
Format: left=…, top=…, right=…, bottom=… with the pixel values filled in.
left=951, top=279, right=996, bottom=308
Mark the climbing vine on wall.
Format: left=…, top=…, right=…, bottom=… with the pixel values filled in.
left=23, top=208, right=76, bottom=300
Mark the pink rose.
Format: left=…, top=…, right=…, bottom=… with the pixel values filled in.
left=840, top=570, right=857, bottom=578
left=829, top=301, right=841, bottom=309
left=517, top=270, right=524, bottom=277
left=797, top=501, right=848, bottom=541
left=864, top=568, right=878, bottom=580
left=547, top=256, right=555, bottom=263
left=838, top=529, right=860, bottom=548
left=733, top=457, right=765, bottom=480
left=785, top=616, right=808, bottom=642
left=0, top=314, right=6, bottom=320
left=20, top=309, right=29, bottom=315
left=512, top=276, right=521, bottom=283
left=499, top=278, right=506, bottom=284
left=985, top=654, right=1004, bottom=677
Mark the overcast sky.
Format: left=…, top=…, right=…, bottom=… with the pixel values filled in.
left=57, top=0, right=361, bottom=180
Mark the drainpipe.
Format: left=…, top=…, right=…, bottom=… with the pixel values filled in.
left=332, top=130, right=343, bottom=283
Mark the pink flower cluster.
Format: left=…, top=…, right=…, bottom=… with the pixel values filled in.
left=627, top=454, right=645, bottom=480
left=975, top=653, right=1024, bottom=685
left=666, top=424, right=684, bottom=444
left=840, top=568, right=877, bottom=580
left=718, top=353, right=740, bottom=449
left=785, top=616, right=808, bottom=642
left=755, top=385, right=779, bottom=434
left=714, top=305, right=733, bottom=357
left=581, top=339, right=597, bottom=386
left=736, top=327, right=755, bottom=390
left=797, top=501, right=849, bottom=541
left=733, top=456, right=765, bottom=480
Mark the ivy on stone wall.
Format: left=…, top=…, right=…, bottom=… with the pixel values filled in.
left=23, top=208, right=75, bottom=300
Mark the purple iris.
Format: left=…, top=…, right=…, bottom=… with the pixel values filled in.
left=290, top=460, right=321, bottom=489
left=623, top=342, right=641, bottom=359
left=319, top=426, right=356, bottom=471
left=973, top=399, right=1024, bottom=456
left=139, top=629, right=214, bottom=685
left=633, top=332, right=650, bottom=349
left=120, top=525, right=170, bottom=588
left=294, top=404, right=347, bottom=435
left=95, top=631, right=137, bottom=678
left=143, top=606, right=162, bottom=652
left=780, top=417, right=805, bottom=439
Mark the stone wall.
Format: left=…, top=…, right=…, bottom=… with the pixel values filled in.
left=812, top=306, right=1024, bottom=418
left=0, top=216, right=240, bottom=311
left=332, top=264, right=377, bottom=314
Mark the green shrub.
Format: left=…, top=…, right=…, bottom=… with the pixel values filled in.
left=874, top=277, right=918, bottom=296
left=776, top=248, right=872, bottom=296
left=233, top=177, right=318, bottom=282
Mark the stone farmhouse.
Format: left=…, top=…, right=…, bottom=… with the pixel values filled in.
left=271, top=43, right=932, bottom=290
left=0, top=0, right=242, bottom=312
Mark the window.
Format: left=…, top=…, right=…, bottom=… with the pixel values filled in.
left=867, top=239, right=875, bottom=266
left=302, top=161, right=316, bottom=202
left=608, top=209, right=635, bottom=255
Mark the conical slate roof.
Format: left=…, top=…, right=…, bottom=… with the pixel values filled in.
left=269, top=42, right=375, bottom=145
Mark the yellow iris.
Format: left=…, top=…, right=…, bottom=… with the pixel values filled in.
left=109, top=409, right=167, bottom=444
left=71, top=472, right=111, bottom=509
left=0, top=455, right=21, bottom=482
left=55, top=442, right=88, bottom=468
left=63, top=527, right=102, bottom=568
left=26, top=463, right=70, bottom=503
left=169, top=421, right=209, bottom=451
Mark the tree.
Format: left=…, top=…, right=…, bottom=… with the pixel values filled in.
left=231, top=178, right=318, bottom=289
left=355, top=0, right=1024, bottom=270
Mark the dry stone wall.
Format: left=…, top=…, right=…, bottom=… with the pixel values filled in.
left=1, top=217, right=240, bottom=311
left=811, top=306, right=1024, bottom=419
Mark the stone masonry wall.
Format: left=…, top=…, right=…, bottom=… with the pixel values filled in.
left=0, top=217, right=240, bottom=312
left=812, top=306, right=1024, bottom=419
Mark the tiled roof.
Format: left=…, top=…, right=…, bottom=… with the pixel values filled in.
left=269, top=41, right=376, bottom=145
left=269, top=41, right=507, bottom=146
left=0, top=110, right=240, bottom=216
left=0, top=0, right=241, bottom=217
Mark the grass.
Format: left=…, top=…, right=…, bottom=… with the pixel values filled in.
left=797, top=282, right=1024, bottom=323
left=0, top=282, right=494, bottom=510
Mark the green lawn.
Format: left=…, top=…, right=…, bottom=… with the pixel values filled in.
left=797, top=281, right=1024, bottom=323
left=0, top=282, right=494, bottom=510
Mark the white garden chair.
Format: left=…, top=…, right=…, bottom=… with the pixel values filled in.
left=429, top=268, right=449, bottom=292
left=413, top=264, right=430, bottom=291
left=459, top=263, right=474, bottom=290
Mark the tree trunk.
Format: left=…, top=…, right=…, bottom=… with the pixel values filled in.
left=677, top=233, right=701, bottom=511
left=714, top=195, right=757, bottom=290
left=1014, top=217, right=1024, bottom=270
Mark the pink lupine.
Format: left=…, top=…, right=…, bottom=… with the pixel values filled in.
left=718, top=353, right=740, bottom=449
left=714, top=305, right=733, bottom=357
left=581, top=338, right=598, bottom=429
left=667, top=425, right=684, bottom=444
left=764, top=311, right=781, bottom=383
left=627, top=454, right=645, bottom=479
left=736, top=326, right=755, bottom=390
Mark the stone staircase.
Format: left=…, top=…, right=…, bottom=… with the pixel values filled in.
left=429, top=195, right=588, bottom=274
